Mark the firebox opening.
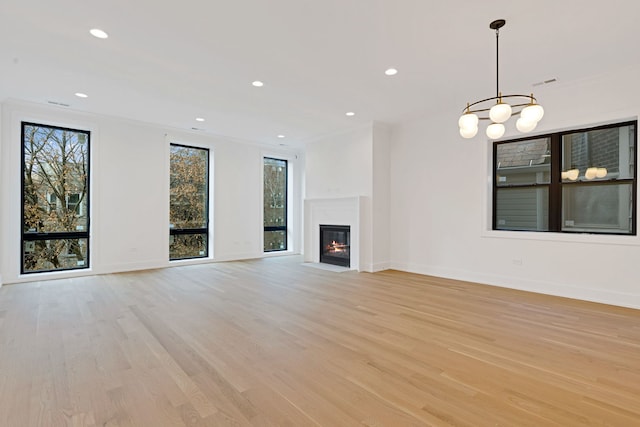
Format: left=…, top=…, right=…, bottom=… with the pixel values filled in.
left=319, top=225, right=350, bottom=268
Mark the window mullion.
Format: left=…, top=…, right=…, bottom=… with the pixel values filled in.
left=549, top=134, right=562, bottom=232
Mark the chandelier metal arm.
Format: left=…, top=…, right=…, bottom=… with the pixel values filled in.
left=463, top=94, right=538, bottom=117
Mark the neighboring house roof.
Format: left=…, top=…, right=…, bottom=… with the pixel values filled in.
left=497, top=138, right=549, bottom=168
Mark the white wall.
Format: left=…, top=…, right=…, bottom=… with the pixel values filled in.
left=389, top=65, right=640, bottom=309
left=0, top=107, right=3, bottom=286
left=0, top=100, right=302, bottom=284
left=305, top=125, right=373, bottom=200
left=372, top=123, right=391, bottom=271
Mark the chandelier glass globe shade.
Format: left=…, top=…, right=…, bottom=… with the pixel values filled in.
left=561, top=170, right=580, bottom=181
left=486, top=123, right=505, bottom=139
left=458, top=112, right=479, bottom=129
left=459, top=126, right=478, bottom=138
left=516, top=117, right=537, bottom=133
left=489, top=102, right=512, bottom=123
left=585, top=167, right=598, bottom=180
left=521, top=103, right=544, bottom=123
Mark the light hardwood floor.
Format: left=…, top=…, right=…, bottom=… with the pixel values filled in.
left=0, top=256, right=639, bottom=426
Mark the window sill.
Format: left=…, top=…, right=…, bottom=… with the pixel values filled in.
left=481, top=229, right=640, bottom=246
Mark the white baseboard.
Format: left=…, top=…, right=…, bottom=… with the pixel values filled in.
left=212, top=252, right=261, bottom=262
left=361, top=262, right=391, bottom=273
left=97, top=260, right=167, bottom=275
left=390, top=261, right=640, bottom=310
left=103, top=253, right=263, bottom=273
left=2, top=252, right=298, bottom=285
left=6, top=267, right=102, bottom=285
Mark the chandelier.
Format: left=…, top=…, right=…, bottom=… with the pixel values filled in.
left=458, top=19, right=544, bottom=140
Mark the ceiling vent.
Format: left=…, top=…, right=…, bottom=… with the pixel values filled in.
left=47, top=100, right=70, bottom=107
left=532, top=78, right=557, bottom=87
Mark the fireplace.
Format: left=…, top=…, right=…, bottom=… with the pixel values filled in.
left=319, top=225, right=350, bottom=267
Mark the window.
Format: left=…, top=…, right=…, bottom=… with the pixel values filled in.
left=494, top=121, right=636, bottom=235
left=169, top=144, right=210, bottom=260
left=22, top=122, right=90, bottom=273
left=264, top=157, right=288, bottom=251
left=67, top=193, right=81, bottom=215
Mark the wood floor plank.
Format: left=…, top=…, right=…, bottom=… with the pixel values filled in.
left=0, top=255, right=639, bottom=426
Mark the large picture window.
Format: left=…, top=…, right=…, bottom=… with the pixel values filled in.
left=169, top=144, right=209, bottom=260
left=494, top=121, right=636, bottom=235
left=264, top=157, right=288, bottom=251
left=22, top=122, right=90, bottom=273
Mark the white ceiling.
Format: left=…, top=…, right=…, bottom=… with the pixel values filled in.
left=1, top=0, right=639, bottom=148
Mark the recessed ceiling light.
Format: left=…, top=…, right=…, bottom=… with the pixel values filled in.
left=89, top=28, right=109, bottom=39
left=346, top=112, right=355, bottom=117
left=252, top=80, right=264, bottom=87
left=75, top=92, right=88, bottom=98
left=195, top=117, right=205, bottom=122
left=385, top=68, right=398, bottom=76
left=277, top=134, right=285, bottom=139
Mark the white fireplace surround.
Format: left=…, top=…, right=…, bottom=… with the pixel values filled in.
left=304, top=197, right=363, bottom=271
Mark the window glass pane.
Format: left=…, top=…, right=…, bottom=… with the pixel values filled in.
left=23, top=238, right=88, bottom=273
left=495, top=187, right=549, bottom=231
left=23, top=124, right=89, bottom=234
left=264, top=157, right=287, bottom=252
left=264, top=158, right=287, bottom=227
left=170, top=145, right=208, bottom=229
left=264, top=230, right=286, bottom=251
left=169, top=234, right=207, bottom=260
left=496, top=138, right=551, bottom=186
left=562, top=183, right=633, bottom=233
left=493, top=121, right=636, bottom=235
left=22, top=123, right=90, bottom=274
left=169, top=144, right=209, bottom=261
left=562, top=124, right=635, bottom=181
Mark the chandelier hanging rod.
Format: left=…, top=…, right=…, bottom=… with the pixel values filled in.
left=492, top=19, right=504, bottom=98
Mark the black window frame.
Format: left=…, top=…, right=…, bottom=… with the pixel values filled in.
left=263, top=157, right=288, bottom=252
left=169, top=143, right=210, bottom=260
left=493, top=120, right=637, bottom=235
left=21, top=121, right=91, bottom=274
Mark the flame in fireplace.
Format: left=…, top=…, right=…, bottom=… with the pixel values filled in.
left=326, top=240, right=348, bottom=253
